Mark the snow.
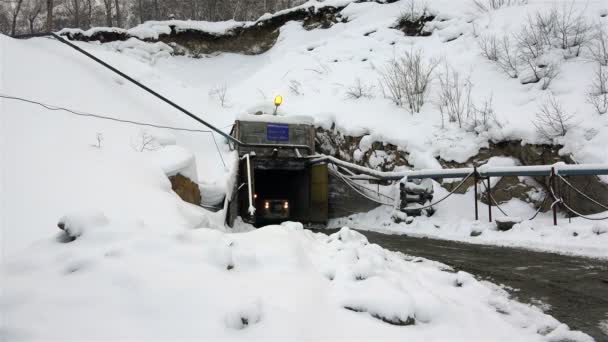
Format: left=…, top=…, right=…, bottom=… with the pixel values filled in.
left=236, top=113, right=314, bottom=125
left=330, top=191, right=608, bottom=259
left=2, top=0, right=608, bottom=338
left=0, top=224, right=592, bottom=341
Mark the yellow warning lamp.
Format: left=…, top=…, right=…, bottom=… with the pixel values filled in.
left=273, top=95, right=283, bottom=115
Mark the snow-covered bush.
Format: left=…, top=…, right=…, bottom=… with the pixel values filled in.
left=436, top=62, right=474, bottom=128
left=586, top=65, right=608, bottom=114
left=397, top=0, right=429, bottom=29
left=345, top=78, right=375, bottom=99
left=379, top=49, right=438, bottom=114
left=533, top=95, right=575, bottom=141
left=472, top=0, right=527, bottom=13
left=478, top=4, right=595, bottom=88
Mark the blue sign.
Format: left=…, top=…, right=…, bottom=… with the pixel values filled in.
left=266, top=124, right=289, bottom=142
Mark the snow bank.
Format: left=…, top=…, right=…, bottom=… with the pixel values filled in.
left=237, top=113, right=314, bottom=125
left=1, top=224, right=591, bottom=340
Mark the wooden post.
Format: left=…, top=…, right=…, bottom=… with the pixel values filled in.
left=474, top=167, right=479, bottom=221
left=487, top=177, right=492, bottom=222
left=551, top=167, right=557, bottom=226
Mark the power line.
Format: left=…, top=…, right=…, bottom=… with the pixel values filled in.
left=0, top=93, right=229, bottom=167
left=0, top=93, right=214, bottom=133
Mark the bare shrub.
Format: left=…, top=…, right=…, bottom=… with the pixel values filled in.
left=533, top=96, right=575, bottom=140
left=471, top=95, right=503, bottom=133
left=90, top=133, right=103, bottom=149
left=586, top=65, right=608, bottom=114
left=496, top=35, right=520, bottom=78
left=209, top=83, right=229, bottom=107
left=378, top=60, right=405, bottom=106
left=587, top=22, right=608, bottom=66
left=552, top=1, right=591, bottom=58
left=436, top=62, right=474, bottom=128
left=477, top=34, right=499, bottom=61
left=131, top=131, right=159, bottom=152
left=398, top=0, right=428, bottom=24
left=472, top=0, right=527, bottom=12
left=345, top=78, right=375, bottom=99
left=539, top=62, right=560, bottom=90
left=379, top=50, right=438, bottom=114
left=515, top=14, right=550, bottom=60
left=514, top=13, right=562, bottom=88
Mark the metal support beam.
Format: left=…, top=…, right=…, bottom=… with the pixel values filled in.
left=474, top=167, right=479, bottom=221
left=487, top=177, right=492, bottom=222
left=551, top=167, right=558, bottom=226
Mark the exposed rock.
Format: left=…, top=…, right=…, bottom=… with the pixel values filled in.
left=392, top=13, right=435, bottom=36
left=442, top=141, right=608, bottom=215
left=495, top=217, right=522, bottom=231
left=169, top=173, right=201, bottom=205
left=316, top=126, right=410, bottom=173
left=479, top=176, right=538, bottom=206
left=61, top=5, right=345, bottom=56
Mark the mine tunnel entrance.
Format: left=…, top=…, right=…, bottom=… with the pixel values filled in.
left=254, top=168, right=310, bottom=226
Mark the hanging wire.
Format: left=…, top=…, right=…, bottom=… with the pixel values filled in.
left=557, top=174, right=608, bottom=211
left=548, top=182, right=608, bottom=221
left=1, top=93, right=229, bottom=167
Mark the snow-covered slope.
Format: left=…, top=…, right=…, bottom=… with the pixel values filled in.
left=1, top=0, right=607, bottom=339
left=1, top=224, right=592, bottom=341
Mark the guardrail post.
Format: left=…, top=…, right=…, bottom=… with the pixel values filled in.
left=487, top=177, right=492, bottom=222
left=474, top=167, right=479, bottom=221
left=551, top=167, right=557, bottom=226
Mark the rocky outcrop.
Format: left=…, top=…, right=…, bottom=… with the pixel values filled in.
left=316, top=126, right=410, bottom=173
left=169, top=173, right=201, bottom=205
left=60, top=5, right=345, bottom=56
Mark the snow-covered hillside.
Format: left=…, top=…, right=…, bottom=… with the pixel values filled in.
left=1, top=0, right=607, bottom=339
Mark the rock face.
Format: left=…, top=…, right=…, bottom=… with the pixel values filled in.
left=60, top=5, right=345, bottom=56
left=169, top=173, right=201, bottom=205
left=316, top=126, right=410, bottom=173
left=495, top=217, right=522, bottom=231
left=393, top=13, right=435, bottom=37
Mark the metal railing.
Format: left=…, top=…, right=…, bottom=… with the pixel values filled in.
left=313, top=154, right=608, bottom=225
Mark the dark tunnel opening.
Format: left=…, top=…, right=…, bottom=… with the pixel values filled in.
left=254, top=168, right=310, bottom=226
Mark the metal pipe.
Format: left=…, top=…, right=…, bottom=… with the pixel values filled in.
left=241, top=154, right=255, bottom=216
